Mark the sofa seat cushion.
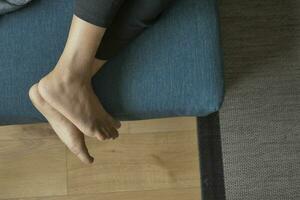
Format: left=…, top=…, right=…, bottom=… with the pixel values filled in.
left=0, top=0, right=224, bottom=125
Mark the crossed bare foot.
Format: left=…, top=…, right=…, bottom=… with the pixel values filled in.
left=29, top=59, right=121, bottom=164
left=29, top=83, right=94, bottom=164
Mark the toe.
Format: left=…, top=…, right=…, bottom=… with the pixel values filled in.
left=106, top=114, right=121, bottom=129
left=100, top=127, right=112, bottom=139
left=95, top=132, right=106, bottom=141
left=105, top=126, right=119, bottom=139
left=91, top=121, right=112, bottom=140
left=69, top=141, right=94, bottom=164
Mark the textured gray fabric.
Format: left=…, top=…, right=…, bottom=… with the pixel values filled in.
left=0, top=0, right=32, bottom=15
left=219, top=0, right=300, bottom=199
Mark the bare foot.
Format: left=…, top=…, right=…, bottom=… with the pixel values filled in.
left=29, top=83, right=94, bottom=164
left=37, top=62, right=121, bottom=140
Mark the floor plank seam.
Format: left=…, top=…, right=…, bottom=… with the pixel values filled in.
left=0, top=186, right=201, bottom=200
left=0, top=130, right=196, bottom=141
left=65, top=146, right=69, bottom=196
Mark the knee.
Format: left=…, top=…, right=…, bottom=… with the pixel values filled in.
left=128, top=0, right=172, bottom=28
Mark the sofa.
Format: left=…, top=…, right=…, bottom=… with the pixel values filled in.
left=0, top=0, right=225, bottom=199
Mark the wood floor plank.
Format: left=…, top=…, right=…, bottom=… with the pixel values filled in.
left=67, top=131, right=200, bottom=195
left=118, top=121, right=130, bottom=134
left=0, top=118, right=200, bottom=199
left=0, top=121, right=129, bottom=141
left=128, top=117, right=197, bottom=134
left=6, top=187, right=200, bottom=200
left=0, top=138, right=67, bottom=199
left=0, top=123, right=55, bottom=140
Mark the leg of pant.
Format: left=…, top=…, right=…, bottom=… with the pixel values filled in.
left=95, top=0, right=174, bottom=60
left=74, top=0, right=125, bottom=27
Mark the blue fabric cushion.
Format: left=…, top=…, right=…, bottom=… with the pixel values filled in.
left=0, top=0, right=224, bottom=125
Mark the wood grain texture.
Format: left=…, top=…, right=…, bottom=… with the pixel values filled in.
left=0, top=138, right=67, bottom=199
left=67, top=130, right=200, bottom=195
left=0, top=123, right=55, bottom=140
left=6, top=188, right=200, bottom=200
left=0, top=121, right=130, bottom=141
left=0, top=117, right=200, bottom=199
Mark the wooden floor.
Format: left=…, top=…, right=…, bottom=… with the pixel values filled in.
left=0, top=117, right=201, bottom=200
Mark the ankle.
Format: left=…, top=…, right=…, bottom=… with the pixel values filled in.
left=54, top=56, right=93, bottom=83
left=52, top=64, right=90, bottom=86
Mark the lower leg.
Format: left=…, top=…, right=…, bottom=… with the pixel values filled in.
left=53, top=15, right=106, bottom=80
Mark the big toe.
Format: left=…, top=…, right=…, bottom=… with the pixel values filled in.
left=69, top=137, right=94, bottom=164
